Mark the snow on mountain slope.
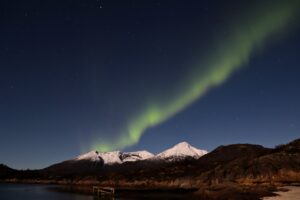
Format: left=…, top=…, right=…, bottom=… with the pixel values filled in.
left=75, top=150, right=153, bottom=164
left=75, top=151, right=101, bottom=162
left=76, top=151, right=122, bottom=164
left=75, top=141, right=207, bottom=165
left=155, top=141, right=208, bottom=160
left=122, top=151, right=154, bottom=162
left=99, top=151, right=123, bottom=164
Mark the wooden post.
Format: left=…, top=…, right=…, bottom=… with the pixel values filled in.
left=92, top=186, right=115, bottom=197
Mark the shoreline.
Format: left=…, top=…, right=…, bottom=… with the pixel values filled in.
left=2, top=180, right=297, bottom=200
left=263, top=186, right=300, bottom=200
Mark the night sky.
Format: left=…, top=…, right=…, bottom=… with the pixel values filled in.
left=1, top=0, right=300, bottom=169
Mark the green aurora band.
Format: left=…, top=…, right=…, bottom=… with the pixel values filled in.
left=92, top=1, right=300, bottom=151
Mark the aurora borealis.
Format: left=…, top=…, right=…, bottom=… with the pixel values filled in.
left=92, top=1, right=300, bottom=151
left=1, top=0, right=300, bottom=169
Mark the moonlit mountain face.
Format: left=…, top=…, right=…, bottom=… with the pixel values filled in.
left=75, top=150, right=154, bottom=164
left=76, top=151, right=122, bottom=164
left=121, top=151, right=154, bottom=162
left=155, top=141, right=208, bottom=160
left=75, top=142, right=207, bottom=165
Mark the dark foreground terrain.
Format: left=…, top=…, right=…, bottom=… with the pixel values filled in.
left=1, top=138, right=300, bottom=199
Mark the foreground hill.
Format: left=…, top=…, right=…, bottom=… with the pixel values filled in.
left=0, top=164, right=16, bottom=179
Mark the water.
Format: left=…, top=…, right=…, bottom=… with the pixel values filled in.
left=0, top=183, right=189, bottom=200
left=0, top=184, right=94, bottom=200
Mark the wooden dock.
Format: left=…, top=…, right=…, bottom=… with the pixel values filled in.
left=92, top=186, right=115, bottom=198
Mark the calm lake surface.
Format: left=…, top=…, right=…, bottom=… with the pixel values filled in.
left=0, top=184, right=95, bottom=200
left=0, top=183, right=189, bottom=200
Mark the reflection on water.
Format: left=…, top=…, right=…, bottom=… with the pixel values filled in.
left=0, top=183, right=190, bottom=200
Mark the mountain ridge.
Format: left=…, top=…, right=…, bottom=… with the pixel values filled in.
left=74, top=141, right=207, bottom=165
left=154, top=141, right=208, bottom=161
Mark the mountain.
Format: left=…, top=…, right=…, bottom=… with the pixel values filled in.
left=76, top=151, right=122, bottom=164
left=74, top=141, right=205, bottom=164
left=75, top=150, right=154, bottom=164
left=40, top=141, right=205, bottom=176
left=1, top=138, right=300, bottom=200
left=155, top=141, right=208, bottom=161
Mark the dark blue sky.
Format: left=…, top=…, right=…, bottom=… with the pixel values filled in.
left=0, top=0, right=300, bottom=169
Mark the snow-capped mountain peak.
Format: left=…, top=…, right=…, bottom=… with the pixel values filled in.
left=155, top=141, right=207, bottom=160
